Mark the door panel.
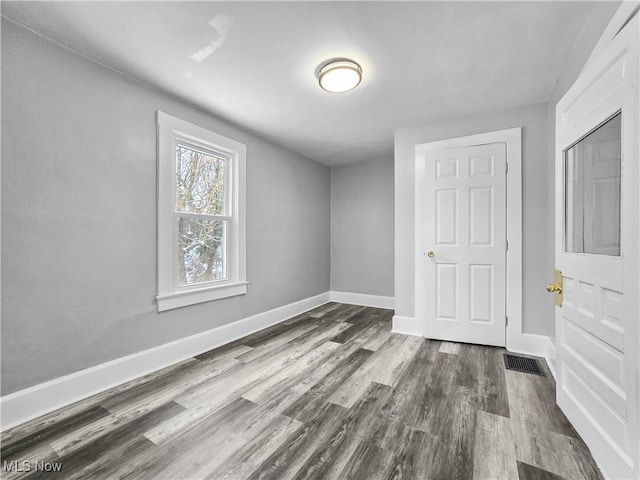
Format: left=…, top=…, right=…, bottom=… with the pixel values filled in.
left=436, top=189, right=458, bottom=244
left=470, top=264, right=492, bottom=323
left=469, top=155, right=493, bottom=176
left=436, top=157, right=458, bottom=178
left=421, top=143, right=506, bottom=347
left=469, top=187, right=493, bottom=245
left=436, top=264, right=458, bottom=320
left=554, top=15, right=638, bottom=479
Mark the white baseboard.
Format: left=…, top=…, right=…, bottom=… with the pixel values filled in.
left=508, top=333, right=556, bottom=379
left=391, top=315, right=422, bottom=336
left=0, top=292, right=331, bottom=431
left=329, top=291, right=395, bottom=310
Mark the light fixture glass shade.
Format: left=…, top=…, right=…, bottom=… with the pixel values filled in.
left=318, top=59, right=362, bottom=93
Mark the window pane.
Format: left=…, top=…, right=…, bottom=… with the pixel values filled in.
left=564, top=112, right=621, bottom=256
left=178, top=218, right=226, bottom=285
left=176, top=144, right=225, bottom=215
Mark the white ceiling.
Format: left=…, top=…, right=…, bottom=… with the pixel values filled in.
left=2, top=1, right=595, bottom=166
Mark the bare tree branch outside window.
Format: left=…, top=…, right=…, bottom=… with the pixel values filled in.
left=175, top=145, right=227, bottom=285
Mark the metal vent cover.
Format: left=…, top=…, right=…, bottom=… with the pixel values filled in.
left=503, top=354, right=545, bottom=376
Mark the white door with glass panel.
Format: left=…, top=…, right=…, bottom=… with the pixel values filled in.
left=417, top=143, right=506, bottom=347
left=554, top=16, right=638, bottom=480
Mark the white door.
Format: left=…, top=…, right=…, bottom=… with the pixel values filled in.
left=417, top=143, right=507, bottom=347
left=554, top=16, right=638, bottom=480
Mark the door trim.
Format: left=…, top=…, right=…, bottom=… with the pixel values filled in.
left=414, top=128, right=524, bottom=350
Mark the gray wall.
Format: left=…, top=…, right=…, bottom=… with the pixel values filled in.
left=1, top=19, right=331, bottom=395
left=394, top=103, right=551, bottom=336
left=331, top=159, right=394, bottom=297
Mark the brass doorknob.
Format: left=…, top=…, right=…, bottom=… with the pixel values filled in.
left=547, top=270, right=563, bottom=307
left=546, top=283, right=562, bottom=294
left=426, top=250, right=435, bottom=258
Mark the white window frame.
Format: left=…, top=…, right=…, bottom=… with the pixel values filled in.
left=156, top=111, right=247, bottom=311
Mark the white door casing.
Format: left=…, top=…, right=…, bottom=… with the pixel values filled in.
left=555, top=15, right=638, bottom=480
left=415, top=128, right=523, bottom=351
left=416, top=138, right=515, bottom=348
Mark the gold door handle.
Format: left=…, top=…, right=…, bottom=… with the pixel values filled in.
left=546, top=283, right=562, bottom=293
left=546, top=269, right=563, bottom=307
left=426, top=250, right=435, bottom=258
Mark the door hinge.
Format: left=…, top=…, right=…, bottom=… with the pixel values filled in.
left=505, top=240, right=509, bottom=251
left=505, top=162, right=509, bottom=174
left=506, top=316, right=509, bottom=326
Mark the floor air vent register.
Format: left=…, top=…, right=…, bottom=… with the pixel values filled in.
left=503, top=353, right=545, bottom=376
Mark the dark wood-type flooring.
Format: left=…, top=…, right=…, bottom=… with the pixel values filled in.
left=1, top=303, right=603, bottom=479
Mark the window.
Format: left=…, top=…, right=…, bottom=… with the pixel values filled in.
left=157, top=111, right=247, bottom=311
left=564, top=112, right=621, bottom=256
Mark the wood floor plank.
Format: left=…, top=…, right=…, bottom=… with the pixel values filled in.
left=31, top=401, right=185, bottom=480
left=1, top=405, right=110, bottom=464
left=234, top=316, right=316, bottom=348
left=102, top=354, right=241, bottom=415
left=58, top=435, right=157, bottom=480
left=414, top=350, right=459, bottom=433
left=455, top=344, right=510, bottom=418
left=506, top=370, right=602, bottom=480
left=564, top=435, right=605, bottom=480
left=143, top=330, right=339, bottom=446
left=337, top=315, right=394, bottom=351
left=517, top=461, right=566, bottom=480
left=131, top=398, right=257, bottom=477
left=245, top=403, right=349, bottom=480
left=327, top=333, right=421, bottom=409
left=360, top=320, right=393, bottom=351
left=455, top=343, right=483, bottom=390
left=473, top=410, right=518, bottom=480
left=168, top=320, right=351, bottom=416
left=377, top=308, right=393, bottom=323
left=249, top=343, right=377, bottom=419
left=338, top=442, right=396, bottom=480
left=330, top=307, right=387, bottom=342
left=303, top=302, right=341, bottom=319
left=1, top=446, right=60, bottom=480
left=505, top=364, right=577, bottom=437
left=477, top=347, right=511, bottom=418
left=0, top=304, right=604, bottom=480
left=427, top=385, right=477, bottom=480
left=192, top=343, right=254, bottom=362
left=143, top=398, right=301, bottom=480
left=241, top=341, right=341, bottom=407
left=205, top=414, right=303, bottom=480
left=0, top=357, right=197, bottom=448
left=291, top=382, right=393, bottom=480
left=49, top=398, right=185, bottom=458
left=373, top=338, right=438, bottom=436
left=373, top=334, right=423, bottom=386
left=325, top=303, right=368, bottom=322
left=377, top=422, right=438, bottom=480
left=331, top=319, right=374, bottom=345
left=283, top=348, right=373, bottom=422
left=439, top=341, right=461, bottom=355
left=141, top=384, right=255, bottom=446
left=235, top=322, right=320, bottom=363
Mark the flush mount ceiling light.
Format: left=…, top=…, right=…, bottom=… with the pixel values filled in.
left=318, top=59, right=362, bottom=93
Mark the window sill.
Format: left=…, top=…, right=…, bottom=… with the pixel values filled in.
left=157, top=281, right=248, bottom=312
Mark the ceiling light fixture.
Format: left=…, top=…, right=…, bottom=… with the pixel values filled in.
left=318, top=59, right=362, bottom=93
